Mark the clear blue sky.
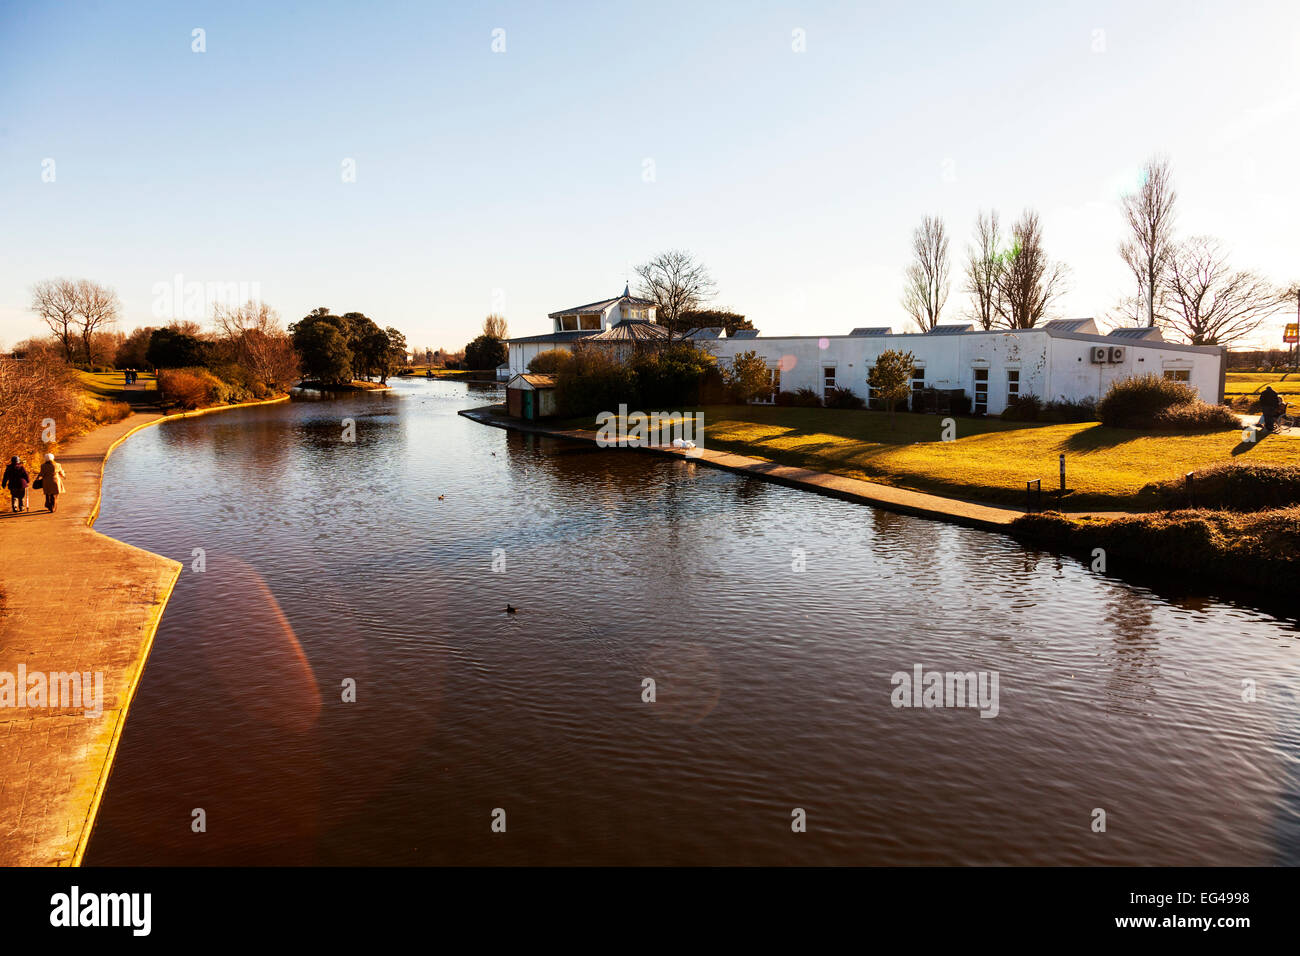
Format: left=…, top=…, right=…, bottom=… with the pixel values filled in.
left=2, top=0, right=1297, bottom=351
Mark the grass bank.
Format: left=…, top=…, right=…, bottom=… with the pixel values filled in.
left=562, top=404, right=1300, bottom=511
left=1012, top=508, right=1300, bottom=596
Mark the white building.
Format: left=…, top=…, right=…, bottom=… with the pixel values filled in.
left=505, top=286, right=657, bottom=376
left=706, top=319, right=1225, bottom=415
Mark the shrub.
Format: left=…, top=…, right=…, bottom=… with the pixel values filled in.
left=1000, top=393, right=1042, bottom=421
left=1039, top=396, right=1097, bottom=423
left=824, top=387, right=865, bottom=410
left=554, top=344, right=638, bottom=417
left=1096, top=374, right=1198, bottom=428
left=630, top=343, right=713, bottom=408
left=1140, top=462, right=1300, bottom=512
left=1151, top=402, right=1239, bottom=431
left=949, top=392, right=972, bottom=416
left=87, top=399, right=131, bottom=425
left=527, top=349, right=575, bottom=375
left=205, top=362, right=257, bottom=403
left=157, top=367, right=227, bottom=410
left=775, top=387, right=821, bottom=407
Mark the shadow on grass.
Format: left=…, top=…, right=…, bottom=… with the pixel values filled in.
left=1060, top=424, right=1147, bottom=452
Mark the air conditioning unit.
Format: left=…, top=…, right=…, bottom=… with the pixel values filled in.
left=1108, top=346, right=1126, bottom=364
left=1089, top=346, right=1108, bottom=364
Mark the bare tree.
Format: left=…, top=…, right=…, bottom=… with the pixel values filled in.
left=1119, top=155, right=1177, bottom=329
left=483, top=314, right=508, bottom=339
left=995, top=209, right=1069, bottom=329
left=73, top=279, right=120, bottom=366
left=29, top=278, right=80, bottom=362
left=213, top=300, right=300, bottom=389
left=963, top=211, right=1003, bottom=330
left=635, top=249, right=717, bottom=340
left=901, top=215, right=950, bottom=331
left=1161, top=237, right=1284, bottom=346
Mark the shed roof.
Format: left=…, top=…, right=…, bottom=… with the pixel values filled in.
left=507, top=373, right=557, bottom=389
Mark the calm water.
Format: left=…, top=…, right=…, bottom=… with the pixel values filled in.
left=86, top=379, right=1300, bottom=865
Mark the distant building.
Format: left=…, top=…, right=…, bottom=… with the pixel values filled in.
left=708, top=318, right=1226, bottom=415
left=505, top=286, right=657, bottom=375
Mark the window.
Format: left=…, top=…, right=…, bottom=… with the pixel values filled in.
left=823, top=365, right=837, bottom=401
left=1007, top=369, right=1020, bottom=404
left=559, top=315, right=578, bottom=331
left=1164, top=369, right=1190, bottom=382
left=579, top=314, right=601, bottom=331
left=753, top=366, right=780, bottom=404
left=911, top=369, right=925, bottom=409
left=973, top=368, right=989, bottom=415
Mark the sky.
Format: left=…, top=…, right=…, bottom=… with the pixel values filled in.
left=1, top=0, right=1298, bottom=352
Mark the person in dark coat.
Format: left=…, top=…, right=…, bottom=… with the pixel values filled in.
left=3, top=455, right=30, bottom=512
left=1260, top=386, right=1282, bottom=432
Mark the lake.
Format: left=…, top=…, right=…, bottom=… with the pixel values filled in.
left=86, top=378, right=1300, bottom=865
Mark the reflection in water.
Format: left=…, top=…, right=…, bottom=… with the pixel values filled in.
left=87, top=379, right=1300, bottom=865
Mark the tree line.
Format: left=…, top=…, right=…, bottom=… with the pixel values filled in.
left=901, top=155, right=1297, bottom=346
left=288, top=308, right=408, bottom=385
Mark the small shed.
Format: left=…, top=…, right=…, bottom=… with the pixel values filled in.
left=506, top=373, right=558, bottom=420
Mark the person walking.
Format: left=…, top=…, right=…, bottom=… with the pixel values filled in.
left=3, top=456, right=30, bottom=512
left=38, top=453, right=66, bottom=513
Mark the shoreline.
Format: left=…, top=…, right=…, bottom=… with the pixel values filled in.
left=458, top=404, right=1298, bottom=614
left=0, top=394, right=290, bottom=866
left=458, top=404, right=1022, bottom=531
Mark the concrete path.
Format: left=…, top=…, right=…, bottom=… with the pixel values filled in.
left=0, top=395, right=287, bottom=866
left=459, top=405, right=1024, bottom=530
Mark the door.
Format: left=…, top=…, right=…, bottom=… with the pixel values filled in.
left=523, top=390, right=534, bottom=420
left=973, top=368, right=989, bottom=415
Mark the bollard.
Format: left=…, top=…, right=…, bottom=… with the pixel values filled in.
left=1185, top=471, right=1195, bottom=509
left=1059, top=454, right=1066, bottom=492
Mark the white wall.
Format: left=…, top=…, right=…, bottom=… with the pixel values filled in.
left=709, top=330, right=1222, bottom=415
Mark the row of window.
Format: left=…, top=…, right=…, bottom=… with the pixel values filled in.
left=756, top=365, right=1193, bottom=407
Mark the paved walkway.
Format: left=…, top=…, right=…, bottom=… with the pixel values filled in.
left=0, top=394, right=287, bottom=866
left=459, top=406, right=1023, bottom=530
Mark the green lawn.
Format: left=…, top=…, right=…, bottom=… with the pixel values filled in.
left=79, top=370, right=156, bottom=401
left=1225, top=371, right=1300, bottom=399
left=564, top=404, right=1299, bottom=511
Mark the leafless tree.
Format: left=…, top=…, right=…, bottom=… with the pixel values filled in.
left=963, top=211, right=1003, bottom=330
left=213, top=300, right=300, bottom=389
left=30, top=278, right=80, bottom=362
left=1119, top=155, right=1178, bottom=329
left=483, top=314, right=508, bottom=339
left=995, top=209, right=1069, bottom=329
left=635, top=249, right=717, bottom=340
left=0, top=353, right=83, bottom=461
left=902, top=215, right=950, bottom=332
left=73, top=279, right=120, bottom=366
left=1161, top=237, right=1285, bottom=346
